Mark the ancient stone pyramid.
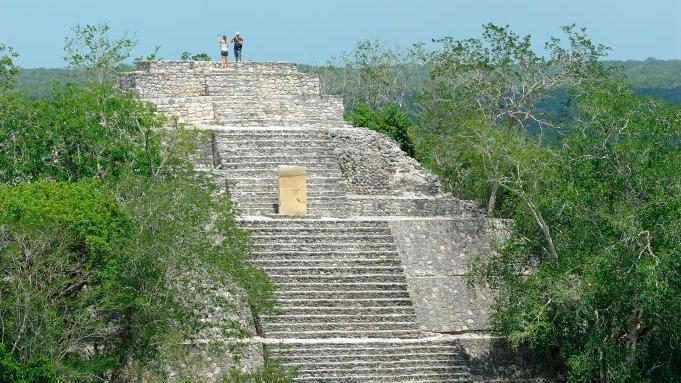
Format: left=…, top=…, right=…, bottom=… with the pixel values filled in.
left=119, top=61, right=540, bottom=382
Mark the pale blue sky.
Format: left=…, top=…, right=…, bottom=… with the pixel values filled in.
left=1, top=0, right=679, bottom=68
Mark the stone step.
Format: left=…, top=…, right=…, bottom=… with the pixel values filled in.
left=269, top=274, right=407, bottom=284
left=266, top=329, right=421, bottom=339
left=218, top=169, right=343, bottom=179
left=217, top=121, right=345, bottom=129
left=231, top=191, right=346, bottom=200
left=264, top=313, right=417, bottom=324
left=275, top=298, right=413, bottom=308
left=295, top=363, right=472, bottom=383
left=233, top=203, right=350, bottom=213
left=221, top=154, right=337, bottom=163
left=217, top=138, right=333, bottom=147
left=215, top=137, right=336, bottom=145
left=231, top=188, right=345, bottom=195
left=289, top=362, right=469, bottom=373
left=291, top=375, right=470, bottom=383
left=249, top=233, right=395, bottom=242
left=237, top=219, right=391, bottom=227
left=247, top=227, right=392, bottom=238
left=262, top=267, right=405, bottom=278
left=272, top=350, right=463, bottom=364
left=255, top=247, right=397, bottom=255
left=215, top=134, right=333, bottom=142
left=215, top=128, right=332, bottom=136
left=253, top=259, right=402, bottom=268
left=269, top=341, right=469, bottom=355
left=275, top=306, right=416, bottom=316
left=217, top=147, right=337, bottom=156
left=272, top=290, right=410, bottom=300
left=270, top=281, right=409, bottom=292
left=265, top=322, right=419, bottom=334
left=221, top=161, right=341, bottom=170
left=233, top=194, right=349, bottom=201
left=236, top=208, right=349, bottom=217
left=227, top=176, right=342, bottom=185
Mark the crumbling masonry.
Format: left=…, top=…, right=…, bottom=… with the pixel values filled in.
left=119, top=61, right=542, bottom=382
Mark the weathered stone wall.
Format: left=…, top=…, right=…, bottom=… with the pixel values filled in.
left=137, top=60, right=299, bottom=75
left=213, top=95, right=345, bottom=127
left=329, top=127, right=443, bottom=196
left=118, top=61, right=346, bottom=128
left=389, top=218, right=507, bottom=333
left=119, top=62, right=321, bottom=99
left=345, top=195, right=478, bottom=217
left=152, top=96, right=217, bottom=125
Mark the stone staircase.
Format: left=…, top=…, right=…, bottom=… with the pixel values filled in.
left=120, top=61, right=541, bottom=382
left=268, top=340, right=474, bottom=382
left=211, top=128, right=350, bottom=217
left=240, top=219, right=421, bottom=340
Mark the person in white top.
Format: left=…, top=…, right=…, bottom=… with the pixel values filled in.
left=217, top=35, right=229, bottom=68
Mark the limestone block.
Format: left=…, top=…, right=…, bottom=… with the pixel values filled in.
left=278, top=166, right=307, bottom=215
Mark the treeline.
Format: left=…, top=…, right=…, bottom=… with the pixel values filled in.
left=316, top=25, right=681, bottom=382
left=0, top=25, right=294, bottom=382
left=13, top=58, right=681, bottom=103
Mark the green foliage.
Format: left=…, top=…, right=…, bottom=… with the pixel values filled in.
left=63, top=24, right=137, bottom=85
left=0, top=75, right=274, bottom=380
left=181, top=52, right=212, bottom=61
left=133, top=45, right=163, bottom=65
left=0, top=83, right=163, bottom=183
left=303, top=40, right=425, bottom=110
left=13, top=68, right=85, bottom=99
left=465, top=82, right=681, bottom=381
left=345, top=102, right=416, bottom=157
left=222, top=360, right=297, bottom=383
left=611, top=58, right=681, bottom=88
left=415, top=23, right=611, bottom=139
left=322, top=24, right=681, bottom=382
left=0, top=180, right=135, bottom=380
left=0, top=343, right=58, bottom=383
left=0, top=44, right=19, bottom=91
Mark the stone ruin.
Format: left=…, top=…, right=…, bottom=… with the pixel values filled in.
left=119, top=61, right=543, bottom=382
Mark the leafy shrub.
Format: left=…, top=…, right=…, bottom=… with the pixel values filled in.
left=345, top=101, right=416, bottom=157
left=181, top=52, right=212, bottom=61
left=0, top=81, right=274, bottom=380
left=0, top=343, right=57, bottom=383
left=0, top=84, right=163, bottom=184
left=222, top=360, right=297, bottom=383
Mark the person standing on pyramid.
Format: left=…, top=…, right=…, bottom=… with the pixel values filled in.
left=217, top=35, right=229, bottom=68
left=230, top=32, right=244, bottom=62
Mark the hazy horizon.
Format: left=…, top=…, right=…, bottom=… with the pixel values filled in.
left=2, top=0, right=680, bottom=68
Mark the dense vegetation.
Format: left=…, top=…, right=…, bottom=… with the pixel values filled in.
left=317, top=25, right=681, bottom=382
left=0, top=25, right=289, bottom=382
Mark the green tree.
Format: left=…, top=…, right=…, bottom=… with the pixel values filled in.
left=0, top=44, right=19, bottom=91
left=415, top=24, right=611, bottom=137
left=63, top=23, right=137, bottom=85
left=414, top=24, right=613, bottom=215
left=0, top=60, right=274, bottom=380
left=0, top=83, right=161, bottom=183
left=307, top=40, right=424, bottom=110
left=345, top=102, right=417, bottom=157
left=466, top=82, right=681, bottom=382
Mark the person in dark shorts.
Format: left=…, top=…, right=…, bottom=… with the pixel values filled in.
left=217, top=35, right=229, bottom=68
left=230, top=32, right=244, bottom=62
